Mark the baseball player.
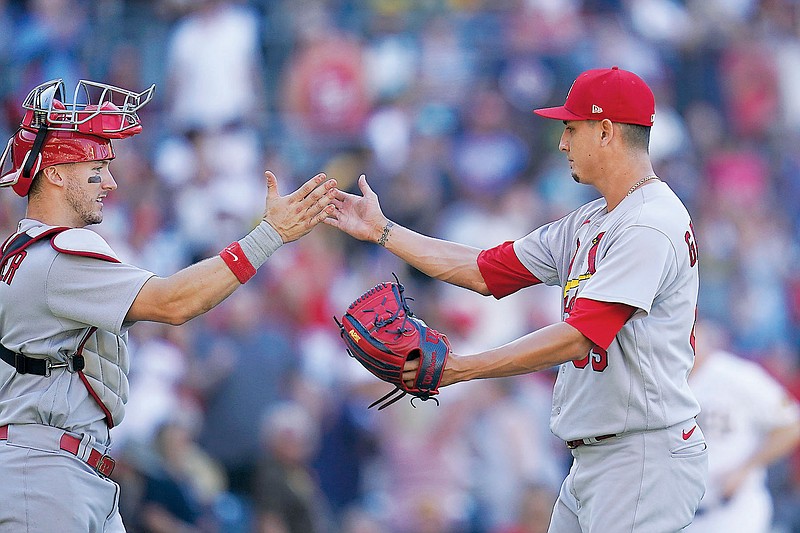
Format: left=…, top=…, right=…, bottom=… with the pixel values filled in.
left=684, top=320, right=800, bottom=533
left=326, top=66, right=708, bottom=532
left=0, top=79, right=336, bottom=532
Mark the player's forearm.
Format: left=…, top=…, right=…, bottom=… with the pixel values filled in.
left=444, top=322, right=593, bottom=385
left=128, top=222, right=283, bottom=324
left=380, top=221, right=491, bottom=295
left=128, top=257, right=241, bottom=325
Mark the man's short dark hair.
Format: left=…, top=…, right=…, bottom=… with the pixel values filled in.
left=26, top=169, right=45, bottom=197
left=619, top=123, right=651, bottom=152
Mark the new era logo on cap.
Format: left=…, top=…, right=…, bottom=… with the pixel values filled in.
left=534, top=66, right=655, bottom=127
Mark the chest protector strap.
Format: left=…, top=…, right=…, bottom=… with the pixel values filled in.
left=0, top=227, right=72, bottom=375
left=0, top=227, right=118, bottom=428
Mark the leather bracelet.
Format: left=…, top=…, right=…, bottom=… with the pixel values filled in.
left=377, top=221, right=394, bottom=247
left=220, top=242, right=257, bottom=283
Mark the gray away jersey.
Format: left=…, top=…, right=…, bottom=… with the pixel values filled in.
left=514, top=181, right=700, bottom=441
left=0, top=219, right=153, bottom=444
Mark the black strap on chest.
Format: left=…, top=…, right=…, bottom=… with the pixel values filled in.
left=0, top=227, right=79, bottom=376
left=0, top=226, right=67, bottom=270
left=0, top=233, right=34, bottom=270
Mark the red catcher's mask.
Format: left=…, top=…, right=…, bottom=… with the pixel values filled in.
left=0, top=79, right=155, bottom=196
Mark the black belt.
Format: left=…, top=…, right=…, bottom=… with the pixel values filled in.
left=0, top=343, right=83, bottom=376
left=565, top=434, right=617, bottom=449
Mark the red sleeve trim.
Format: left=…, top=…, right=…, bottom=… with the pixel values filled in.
left=565, top=298, right=636, bottom=350
left=477, top=241, right=541, bottom=299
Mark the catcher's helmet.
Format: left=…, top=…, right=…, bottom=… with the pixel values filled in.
left=0, top=79, right=155, bottom=196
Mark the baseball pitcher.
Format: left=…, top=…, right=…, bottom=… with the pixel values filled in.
left=327, top=66, right=708, bottom=533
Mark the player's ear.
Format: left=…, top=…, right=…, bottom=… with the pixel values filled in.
left=599, top=119, right=614, bottom=145
left=42, top=165, right=65, bottom=187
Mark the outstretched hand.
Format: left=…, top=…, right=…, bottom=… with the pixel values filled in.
left=264, top=171, right=337, bottom=243
left=324, top=174, right=389, bottom=243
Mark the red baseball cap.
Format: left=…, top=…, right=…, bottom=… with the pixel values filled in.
left=534, top=66, right=655, bottom=127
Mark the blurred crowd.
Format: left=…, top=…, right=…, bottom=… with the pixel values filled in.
left=2, top=0, right=800, bottom=531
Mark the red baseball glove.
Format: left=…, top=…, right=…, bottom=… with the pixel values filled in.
left=335, top=276, right=451, bottom=409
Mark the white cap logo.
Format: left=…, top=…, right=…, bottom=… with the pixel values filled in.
left=592, top=105, right=603, bottom=114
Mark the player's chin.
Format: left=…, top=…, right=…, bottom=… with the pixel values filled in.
left=85, top=211, right=104, bottom=226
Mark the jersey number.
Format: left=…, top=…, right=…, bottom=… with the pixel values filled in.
left=572, top=345, right=608, bottom=372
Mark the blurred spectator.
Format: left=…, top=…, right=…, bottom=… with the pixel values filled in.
left=491, top=482, right=559, bottom=533
left=164, top=0, right=265, bottom=134
left=450, top=87, right=530, bottom=197
left=281, top=31, right=369, bottom=145
left=468, top=378, right=564, bottom=532
left=189, top=285, right=299, bottom=494
left=686, top=320, right=800, bottom=533
left=416, top=15, right=476, bottom=104
left=9, top=0, right=89, bottom=97
left=0, top=0, right=17, bottom=125
left=252, top=401, right=333, bottom=533
left=158, top=0, right=266, bottom=260
left=111, top=322, right=193, bottom=448
left=163, top=130, right=266, bottom=261
left=367, top=387, right=478, bottom=533
left=121, top=417, right=228, bottom=533
left=338, top=505, right=387, bottom=533
left=718, top=36, right=779, bottom=140
left=503, top=0, right=585, bottom=58
left=279, top=1, right=370, bottom=153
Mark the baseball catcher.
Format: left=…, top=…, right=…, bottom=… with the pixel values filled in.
left=0, top=77, right=336, bottom=531
left=335, top=276, right=450, bottom=409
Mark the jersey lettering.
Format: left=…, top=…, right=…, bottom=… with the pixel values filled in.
left=586, top=232, right=604, bottom=274
left=572, top=345, right=608, bottom=372
left=566, top=238, right=581, bottom=278
left=1, top=251, right=25, bottom=285
left=685, top=223, right=698, bottom=267
left=564, top=232, right=604, bottom=299
left=565, top=230, right=610, bottom=373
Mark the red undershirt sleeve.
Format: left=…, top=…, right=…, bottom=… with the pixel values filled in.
left=477, top=241, right=542, bottom=299
left=565, top=298, right=637, bottom=350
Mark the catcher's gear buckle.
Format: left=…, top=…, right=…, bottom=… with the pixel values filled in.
left=43, top=359, right=66, bottom=377
left=66, top=352, right=86, bottom=373
left=43, top=352, right=86, bottom=376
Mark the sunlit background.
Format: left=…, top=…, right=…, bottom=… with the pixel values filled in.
left=1, top=1, right=800, bottom=532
